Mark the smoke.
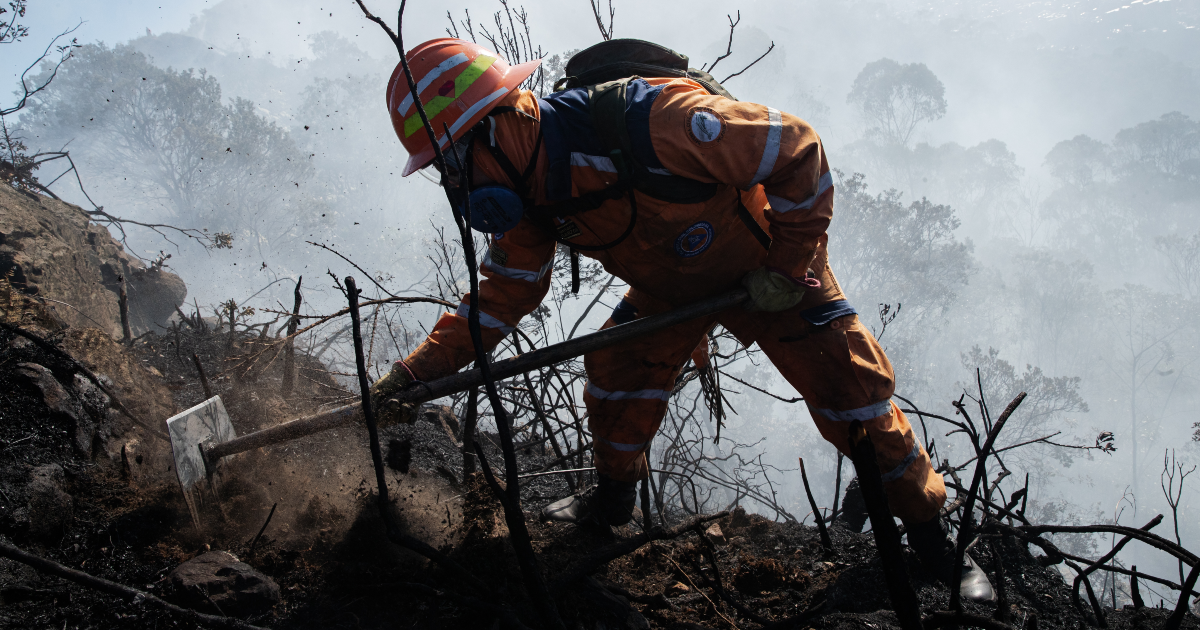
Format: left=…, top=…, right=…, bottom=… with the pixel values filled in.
left=10, top=0, right=1200, bottom=607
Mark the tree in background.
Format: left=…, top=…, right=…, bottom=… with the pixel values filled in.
left=20, top=43, right=327, bottom=262
left=846, top=58, right=946, bottom=147
left=1011, top=249, right=1098, bottom=374
left=1104, top=284, right=1196, bottom=516
left=1112, top=111, right=1200, bottom=180
left=828, top=171, right=974, bottom=390
left=1, top=0, right=79, bottom=192
left=960, top=346, right=1089, bottom=480
left=1042, top=114, right=1200, bottom=278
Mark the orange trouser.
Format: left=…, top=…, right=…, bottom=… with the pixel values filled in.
left=582, top=276, right=946, bottom=525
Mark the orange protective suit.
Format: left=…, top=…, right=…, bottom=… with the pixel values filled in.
left=402, top=79, right=946, bottom=524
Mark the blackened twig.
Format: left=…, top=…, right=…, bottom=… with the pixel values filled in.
left=248, top=502, right=277, bottom=556
left=118, top=275, right=132, bottom=346
left=922, top=611, right=1014, bottom=630
left=1071, top=515, right=1161, bottom=622
left=282, top=276, right=302, bottom=395
left=1164, top=560, right=1200, bottom=630
left=1065, top=559, right=1106, bottom=627
left=192, top=353, right=213, bottom=399
left=950, top=392, right=1026, bottom=614
left=381, top=3, right=562, bottom=625
left=799, top=457, right=832, bottom=549
left=0, top=540, right=266, bottom=630
left=847, top=421, right=922, bottom=630
left=343, top=277, right=493, bottom=600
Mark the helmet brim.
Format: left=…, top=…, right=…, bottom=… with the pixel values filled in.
left=401, top=58, right=543, bottom=177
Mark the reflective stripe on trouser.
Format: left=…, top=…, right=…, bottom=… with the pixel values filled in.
left=581, top=255, right=946, bottom=524
left=583, top=309, right=713, bottom=483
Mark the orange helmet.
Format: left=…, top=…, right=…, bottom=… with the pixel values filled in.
left=387, top=38, right=541, bottom=176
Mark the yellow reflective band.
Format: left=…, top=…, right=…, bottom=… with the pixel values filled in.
left=404, top=54, right=498, bottom=137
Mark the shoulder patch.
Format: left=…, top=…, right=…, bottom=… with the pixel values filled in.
left=675, top=221, right=715, bottom=258
left=687, top=107, right=726, bottom=145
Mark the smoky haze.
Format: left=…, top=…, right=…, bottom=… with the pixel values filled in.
left=8, top=0, right=1199, bottom=608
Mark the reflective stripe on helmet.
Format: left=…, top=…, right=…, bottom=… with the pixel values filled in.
left=394, top=53, right=470, bottom=116
left=403, top=54, right=499, bottom=137
left=436, top=87, right=510, bottom=146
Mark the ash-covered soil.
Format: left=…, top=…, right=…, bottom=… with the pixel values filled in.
left=1, top=316, right=1196, bottom=629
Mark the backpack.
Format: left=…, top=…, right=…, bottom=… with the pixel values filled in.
left=523, top=40, right=770, bottom=290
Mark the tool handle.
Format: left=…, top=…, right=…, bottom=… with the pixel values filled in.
left=205, top=288, right=748, bottom=461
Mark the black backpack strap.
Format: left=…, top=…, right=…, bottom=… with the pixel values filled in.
left=589, top=79, right=637, bottom=168
left=736, top=197, right=772, bottom=250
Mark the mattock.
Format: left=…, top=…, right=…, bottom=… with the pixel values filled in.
left=167, top=288, right=750, bottom=528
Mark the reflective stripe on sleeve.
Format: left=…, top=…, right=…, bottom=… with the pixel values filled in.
left=766, top=171, right=834, bottom=214
left=482, top=250, right=553, bottom=282
left=585, top=382, right=672, bottom=401
left=395, top=53, right=470, bottom=115
left=749, top=107, right=782, bottom=186
left=817, top=399, right=892, bottom=423
left=881, top=441, right=922, bottom=483
left=570, top=152, right=617, bottom=173
left=454, top=302, right=515, bottom=334
left=595, top=436, right=648, bottom=452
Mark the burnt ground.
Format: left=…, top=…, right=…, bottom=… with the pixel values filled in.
left=0, top=307, right=1197, bottom=629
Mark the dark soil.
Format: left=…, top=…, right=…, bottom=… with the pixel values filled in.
left=1, top=317, right=1196, bottom=629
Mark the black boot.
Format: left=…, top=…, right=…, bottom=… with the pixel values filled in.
left=542, top=474, right=638, bottom=526
left=907, top=517, right=996, bottom=603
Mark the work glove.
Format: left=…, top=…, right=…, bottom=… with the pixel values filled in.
left=741, top=266, right=821, bottom=312
left=368, top=360, right=419, bottom=426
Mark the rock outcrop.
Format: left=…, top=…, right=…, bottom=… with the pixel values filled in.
left=0, top=185, right=186, bottom=336
left=167, top=550, right=281, bottom=616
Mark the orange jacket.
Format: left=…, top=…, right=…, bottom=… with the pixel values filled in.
left=404, top=78, right=834, bottom=380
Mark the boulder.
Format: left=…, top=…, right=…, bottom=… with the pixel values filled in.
left=14, top=363, right=94, bottom=456
left=0, top=184, right=186, bottom=336
left=25, top=464, right=72, bottom=539
left=168, top=550, right=280, bottom=616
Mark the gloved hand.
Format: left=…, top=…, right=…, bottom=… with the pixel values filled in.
left=741, top=266, right=821, bottom=312
left=368, top=360, right=419, bottom=426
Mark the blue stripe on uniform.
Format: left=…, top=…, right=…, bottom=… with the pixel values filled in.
left=596, top=436, right=648, bottom=452
left=799, top=300, right=857, bottom=326
left=881, top=441, right=922, bottom=483
left=611, top=298, right=639, bottom=325
left=817, top=399, right=893, bottom=423
left=625, top=78, right=666, bottom=170
left=585, top=382, right=672, bottom=401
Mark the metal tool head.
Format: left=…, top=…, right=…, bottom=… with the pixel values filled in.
left=167, top=396, right=237, bottom=528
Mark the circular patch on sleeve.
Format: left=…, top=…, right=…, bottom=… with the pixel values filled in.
left=687, top=107, right=726, bottom=145
left=675, top=221, right=715, bottom=258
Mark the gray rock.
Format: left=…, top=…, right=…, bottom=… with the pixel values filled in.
left=168, top=550, right=280, bottom=616
left=26, top=464, right=72, bottom=539
left=420, top=404, right=460, bottom=436
left=15, top=363, right=95, bottom=456
left=0, top=184, right=187, bottom=336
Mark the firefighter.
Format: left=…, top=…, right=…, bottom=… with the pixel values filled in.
left=369, top=38, right=993, bottom=602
